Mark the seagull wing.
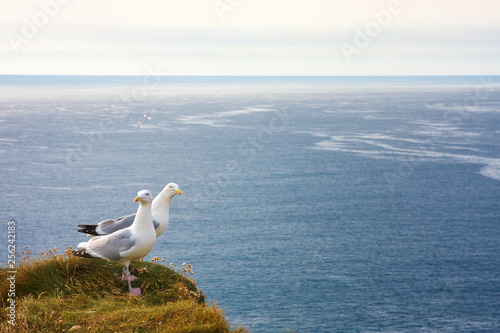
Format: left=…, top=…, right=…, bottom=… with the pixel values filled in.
left=96, top=214, right=136, bottom=234
left=79, top=214, right=159, bottom=236
left=85, top=229, right=136, bottom=261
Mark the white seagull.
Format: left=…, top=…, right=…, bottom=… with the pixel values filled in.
left=77, top=183, right=182, bottom=238
left=137, top=109, right=154, bottom=128
left=74, top=190, right=156, bottom=296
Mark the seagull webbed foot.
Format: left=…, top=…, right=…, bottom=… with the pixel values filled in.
left=129, top=287, right=141, bottom=296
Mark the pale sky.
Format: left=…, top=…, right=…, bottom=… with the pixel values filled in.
left=1, top=0, right=499, bottom=75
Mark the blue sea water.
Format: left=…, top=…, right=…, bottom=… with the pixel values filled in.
left=1, top=76, right=500, bottom=332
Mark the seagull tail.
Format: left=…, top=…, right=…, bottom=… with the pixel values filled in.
left=71, top=248, right=96, bottom=259
left=77, top=224, right=100, bottom=236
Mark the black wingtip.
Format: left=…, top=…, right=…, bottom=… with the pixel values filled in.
left=71, top=249, right=95, bottom=259
left=77, top=225, right=100, bottom=236
left=77, top=224, right=97, bottom=229
left=77, top=229, right=99, bottom=236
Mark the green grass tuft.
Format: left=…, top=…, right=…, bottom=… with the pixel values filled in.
left=0, top=248, right=248, bottom=332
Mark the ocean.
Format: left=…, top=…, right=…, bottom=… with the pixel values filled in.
left=1, top=76, right=500, bottom=332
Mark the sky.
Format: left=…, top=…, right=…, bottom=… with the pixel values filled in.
left=1, top=0, right=499, bottom=75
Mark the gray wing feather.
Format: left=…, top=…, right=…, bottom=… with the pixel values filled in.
left=96, top=214, right=136, bottom=234
left=96, top=214, right=159, bottom=235
left=86, top=229, right=136, bottom=261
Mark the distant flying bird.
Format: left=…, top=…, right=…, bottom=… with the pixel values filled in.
left=73, top=190, right=156, bottom=296
left=137, top=109, right=156, bottom=127
left=77, top=183, right=182, bottom=238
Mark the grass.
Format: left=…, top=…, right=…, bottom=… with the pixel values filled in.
left=0, top=247, right=248, bottom=333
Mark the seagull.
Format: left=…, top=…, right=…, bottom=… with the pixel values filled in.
left=137, top=109, right=155, bottom=128
left=73, top=190, right=156, bottom=296
left=77, top=183, right=182, bottom=238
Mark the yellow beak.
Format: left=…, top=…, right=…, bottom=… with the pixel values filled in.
left=175, top=189, right=183, bottom=195
left=134, top=196, right=141, bottom=202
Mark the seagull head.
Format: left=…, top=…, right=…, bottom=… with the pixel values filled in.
left=134, top=190, right=154, bottom=203
left=153, top=183, right=182, bottom=208
left=165, top=182, right=182, bottom=197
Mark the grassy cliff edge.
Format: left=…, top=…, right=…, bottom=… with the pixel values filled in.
left=1, top=248, right=247, bottom=332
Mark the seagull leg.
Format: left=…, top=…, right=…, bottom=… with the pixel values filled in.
left=123, top=263, right=141, bottom=296
left=122, top=265, right=137, bottom=281
left=122, top=265, right=127, bottom=280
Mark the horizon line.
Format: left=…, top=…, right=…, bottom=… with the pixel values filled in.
left=1, top=74, right=499, bottom=77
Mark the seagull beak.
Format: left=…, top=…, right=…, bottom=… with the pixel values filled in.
left=175, top=189, right=183, bottom=195
left=134, top=196, right=141, bottom=202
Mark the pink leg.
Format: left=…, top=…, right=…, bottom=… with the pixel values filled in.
left=123, top=273, right=138, bottom=281
left=122, top=266, right=137, bottom=281
left=123, top=264, right=141, bottom=296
